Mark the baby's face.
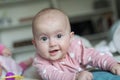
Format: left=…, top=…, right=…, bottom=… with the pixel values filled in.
left=33, top=11, right=73, bottom=61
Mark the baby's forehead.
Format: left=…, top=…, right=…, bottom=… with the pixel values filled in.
left=34, top=10, right=63, bottom=26
left=39, top=9, right=65, bottom=16
left=32, top=9, right=71, bottom=34
left=34, top=10, right=68, bottom=26
left=37, top=10, right=66, bottom=21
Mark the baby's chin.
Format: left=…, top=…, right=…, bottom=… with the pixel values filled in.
left=48, top=54, right=65, bottom=61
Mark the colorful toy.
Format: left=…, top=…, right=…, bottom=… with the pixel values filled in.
left=6, top=72, right=15, bottom=80
left=1, top=72, right=24, bottom=80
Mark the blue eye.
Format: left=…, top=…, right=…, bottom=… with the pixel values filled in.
left=57, top=34, right=62, bottom=38
left=41, top=37, right=48, bottom=41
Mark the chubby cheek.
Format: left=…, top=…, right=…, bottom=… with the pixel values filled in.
left=60, top=39, right=70, bottom=54
left=36, top=43, right=49, bottom=58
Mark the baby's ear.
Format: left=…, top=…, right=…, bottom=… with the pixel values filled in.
left=70, top=31, right=74, bottom=39
left=32, top=39, right=36, bottom=47
left=32, top=39, right=34, bottom=44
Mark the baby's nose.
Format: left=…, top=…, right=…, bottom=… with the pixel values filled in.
left=49, top=38, right=57, bottom=47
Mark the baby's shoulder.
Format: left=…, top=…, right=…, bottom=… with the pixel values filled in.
left=70, top=37, right=83, bottom=47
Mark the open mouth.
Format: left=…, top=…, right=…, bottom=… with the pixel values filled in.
left=49, top=50, right=59, bottom=56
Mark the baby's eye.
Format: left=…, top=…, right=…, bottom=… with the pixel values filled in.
left=57, top=34, right=62, bottom=38
left=41, top=37, right=48, bottom=41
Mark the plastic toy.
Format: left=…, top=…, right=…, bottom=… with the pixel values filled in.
left=1, top=72, right=24, bottom=80
left=6, top=72, right=15, bottom=80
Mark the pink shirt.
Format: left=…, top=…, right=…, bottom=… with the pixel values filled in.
left=33, top=38, right=117, bottom=80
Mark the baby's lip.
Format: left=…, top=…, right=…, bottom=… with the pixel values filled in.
left=49, top=50, right=58, bottom=53
left=49, top=49, right=59, bottom=56
left=49, top=49, right=59, bottom=53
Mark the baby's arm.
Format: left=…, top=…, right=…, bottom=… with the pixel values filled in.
left=36, top=64, right=93, bottom=80
left=82, top=47, right=117, bottom=70
left=34, top=64, right=77, bottom=80
left=75, top=71, right=93, bottom=80
left=33, top=57, right=79, bottom=80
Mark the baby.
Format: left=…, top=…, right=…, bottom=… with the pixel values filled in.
left=0, top=44, right=33, bottom=77
left=32, top=8, right=120, bottom=80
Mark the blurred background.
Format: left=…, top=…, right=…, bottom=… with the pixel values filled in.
left=1, top=0, right=120, bottom=79
left=0, top=0, right=119, bottom=63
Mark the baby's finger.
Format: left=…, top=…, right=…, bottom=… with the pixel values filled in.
left=88, top=73, right=93, bottom=80
left=116, top=70, right=120, bottom=75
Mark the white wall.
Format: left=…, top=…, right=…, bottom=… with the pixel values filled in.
left=58, top=0, right=94, bottom=16
left=0, top=1, right=51, bottom=48
left=0, top=1, right=50, bottom=25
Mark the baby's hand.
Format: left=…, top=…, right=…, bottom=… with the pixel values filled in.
left=111, top=63, right=120, bottom=75
left=76, top=71, right=93, bottom=80
left=2, top=48, right=12, bottom=57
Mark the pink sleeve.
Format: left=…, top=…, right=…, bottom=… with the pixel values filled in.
left=70, top=38, right=117, bottom=71
left=33, top=57, right=76, bottom=80
left=0, top=44, right=5, bottom=55
left=81, top=43, right=117, bottom=70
